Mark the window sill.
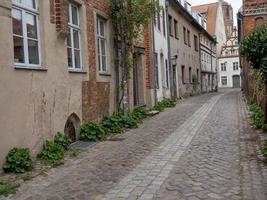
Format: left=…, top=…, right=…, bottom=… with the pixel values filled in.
left=99, top=72, right=111, bottom=76
left=15, top=66, right=47, bottom=71
left=68, top=69, right=87, bottom=74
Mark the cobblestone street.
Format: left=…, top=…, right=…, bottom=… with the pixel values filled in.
left=3, top=90, right=267, bottom=200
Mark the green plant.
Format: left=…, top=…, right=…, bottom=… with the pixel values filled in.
left=3, top=148, right=34, bottom=173
left=262, top=124, right=267, bottom=133
left=40, top=141, right=65, bottom=167
left=153, top=98, right=176, bottom=112
left=79, top=122, right=106, bottom=142
left=21, top=172, right=34, bottom=181
left=54, top=132, right=72, bottom=150
left=262, top=141, right=267, bottom=161
left=101, top=113, right=124, bottom=134
left=240, top=25, right=267, bottom=85
left=0, top=181, right=20, bottom=197
left=246, top=97, right=264, bottom=129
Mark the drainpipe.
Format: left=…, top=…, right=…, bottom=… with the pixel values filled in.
left=166, top=0, right=174, bottom=98
left=199, top=32, right=202, bottom=93
left=151, top=16, right=157, bottom=105
left=210, top=40, right=213, bottom=92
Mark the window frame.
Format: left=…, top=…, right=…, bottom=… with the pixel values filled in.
left=187, top=29, right=191, bottom=47
left=233, top=62, right=239, bottom=71
left=97, top=16, right=108, bottom=73
left=183, top=27, right=187, bottom=45
left=67, top=2, right=83, bottom=71
left=168, top=15, right=173, bottom=37
left=154, top=52, right=159, bottom=89
left=221, top=76, right=227, bottom=86
left=12, top=0, right=41, bottom=68
left=194, top=35, right=198, bottom=51
left=174, top=19, right=178, bottom=39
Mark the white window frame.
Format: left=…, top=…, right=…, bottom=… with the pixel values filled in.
left=233, top=62, right=239, bottom=71
left=68, top=3, right=82, bottom=71
left=12, top=0, right=41, bottom=68
left=221, top=76, right=227, bottom=86
left=97, top=17, right=108, bottom=73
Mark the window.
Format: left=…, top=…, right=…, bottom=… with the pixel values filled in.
left=168, top=15, right=173, bottom=36
left=12, top=0, right=40, bottom=67
left=182, top=65, right=185, bottom=84
left=162, top=10, right=166, bottom=37
left=189, top=67, right=192, bottom=83
left=154, top=53, right=159, bottom=89
left=183, top=27, right=187, bottom=44
left=197, top=69, right=199, bottom=83
left=157, top=12, right=161, bottom=31
left=187, top=30, right=191, bottom=46
left=174, top=19, right=178, bottom=39
left=221, top=76, right=227, bottom=86
left=165, top=60, right=169, bottom=88
left=221, top=63, right=226, bottom=71
left=194, top=35, right=198, bottom=51
left=68, top=3, right=82, bottom=70
left=97, top=17, right=107, bottom=73
left=233, top=62, right=239, bottom=70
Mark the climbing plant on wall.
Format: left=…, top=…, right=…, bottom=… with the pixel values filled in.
left=240, top=25, right=267, bottom=83
left=111, top=0, right=161, bottom=114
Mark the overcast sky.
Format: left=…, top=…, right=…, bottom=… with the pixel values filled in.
left=189, top=0, right=242, bottom=26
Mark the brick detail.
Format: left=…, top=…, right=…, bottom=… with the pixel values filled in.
left=144, top=23, right=154, bottom=90
left=82, top=0, right=112, bottom=122
left=50, top=0, right=68, bottom=36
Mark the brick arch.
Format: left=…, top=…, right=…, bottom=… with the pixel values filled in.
left=254, top=17, right=264, bottom=28
left=64, top=113, right=81, bottom=142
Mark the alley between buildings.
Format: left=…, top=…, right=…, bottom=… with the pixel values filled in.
left=2, top=90, right=267, bottom=200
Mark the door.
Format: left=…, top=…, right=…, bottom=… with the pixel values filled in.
left=232, top=75, right=241, bottom=88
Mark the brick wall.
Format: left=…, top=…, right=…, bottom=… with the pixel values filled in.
left=82, top=0, right=112, bottom=122
left=242, top=0, right=267, bottom=122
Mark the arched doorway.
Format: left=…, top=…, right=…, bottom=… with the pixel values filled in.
left=64, top=113, right=81, bottom=142
left=232, top=75, right=241, bottom=88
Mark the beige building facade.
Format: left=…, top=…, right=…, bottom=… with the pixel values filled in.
left=167, top=0, right=202, bottom=98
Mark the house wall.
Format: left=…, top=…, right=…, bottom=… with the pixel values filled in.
left=153, top=0, right=171, bottom=101
left=168, top=4, right=201, bottom=98
left=0, top=0, right=89, bottom=165
left=218, top=56, right=241, bottom=88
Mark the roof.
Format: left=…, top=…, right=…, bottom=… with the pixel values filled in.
left=192, top=2, right=219, bottom=36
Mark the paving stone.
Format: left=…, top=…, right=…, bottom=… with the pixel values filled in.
left=2, top=91, right=267, bottom=200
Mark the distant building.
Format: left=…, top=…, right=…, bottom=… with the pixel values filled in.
left=192, top=1, right=227, bottom=58
left=218, top=28, right=241, bottom=88
left=200, top=32, right=217, bottom=92
left=153, top=0, right=171, bottom=102
left=222, top=1, right=234, bottom=39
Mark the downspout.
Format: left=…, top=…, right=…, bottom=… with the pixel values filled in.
left=211, top=39, right=213, bottom=92
left=199, top=32, right=202, bottom=93
left=166, top=0, right=174, bottom=98
left=151, top=18, right=157, bottom=105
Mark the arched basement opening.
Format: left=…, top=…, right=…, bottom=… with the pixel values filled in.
left=64, top=113, right=81, bottom=143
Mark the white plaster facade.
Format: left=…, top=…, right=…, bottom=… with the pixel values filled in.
left=218, top=29, right=241, bottom=88
left=153, top=0, right=171, bottom=101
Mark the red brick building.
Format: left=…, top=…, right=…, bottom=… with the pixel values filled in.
left=238, top=0, right=267, bottom=121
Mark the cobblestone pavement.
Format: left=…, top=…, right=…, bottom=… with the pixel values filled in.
left=3, top=90, right=267, bottom=200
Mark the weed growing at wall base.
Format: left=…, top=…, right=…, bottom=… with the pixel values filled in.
left=0, top=181, right=20, bottom=197
left=2, top=148, right=35, bottom=173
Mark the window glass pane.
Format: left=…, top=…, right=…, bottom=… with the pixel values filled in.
left=73, top=30, right=80, bottom=49
left=74, top=50, right=81, bottom=68
left=24, top=0, right=36, bottom=9
left=67, top=47, right=72, bottom=67
left=98, top=19, right=105, bottom=36
left=98, top=39, right=101, bottom=71
left=67, top=28, right=71, bottom=47
left=101, top=55, right=106, bottom=71
left=12, top=0, right=21, bottom=5
left=13, top=36, right=24, bottom=63
left=25, top=13, right=38, bottom=39
left=100, top=39, right=106, bottom=56
left=71, top=5, right=79, bottom=26
left=12, top=9, right=23, bottom=36
left=28, top=39, right=39, bottom=64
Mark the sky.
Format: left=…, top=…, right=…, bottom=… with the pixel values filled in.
left=189, top=0, right=242, bottom=26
